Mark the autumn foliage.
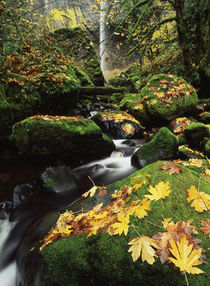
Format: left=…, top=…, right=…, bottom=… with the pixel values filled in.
left=40, top=158, right=210, bottom=280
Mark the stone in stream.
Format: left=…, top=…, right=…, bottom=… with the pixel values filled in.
left=92, top=111, right=144, bottom=139
left=10, top=115, right=115, bottom=162
left=38, top=166, right=77, bottom=194
left=15, top=160, right=210, bottom=286
left=0, top=201, right=13, bottom=219
left=13, top=184, right=35, bottom=208
left=131, top=127, right=178, bottom=168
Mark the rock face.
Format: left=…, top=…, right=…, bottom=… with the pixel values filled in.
left=92, top=111, right=144, bottom=139
left=10, top=115, right=115, bottom=161
left=184, top=122, right=209, bottom=147
left=38, top=166, right=77, bottom=194
left=51, top=28, right=104, bottom=86
left=119, top=74, right=198, bottom=124
left=131, top=127, right=178, bottom=168
left=16, top=160, right=210, bottom=286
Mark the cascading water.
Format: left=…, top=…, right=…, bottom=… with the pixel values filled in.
left=0, top=220, right=16, bottom=286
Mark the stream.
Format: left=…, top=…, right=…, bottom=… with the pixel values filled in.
left=0, top=138, right=144, bottom=286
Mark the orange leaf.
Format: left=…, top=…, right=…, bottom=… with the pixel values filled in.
left=160, top=162, right=182, bottom=175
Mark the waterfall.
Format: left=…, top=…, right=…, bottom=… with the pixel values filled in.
left=99, top=0, right=109, bottom=79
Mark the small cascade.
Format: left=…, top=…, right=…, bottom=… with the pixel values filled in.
left=73, top=139, right=143, bottom=186
left=0, top=220, right=16, bottom=286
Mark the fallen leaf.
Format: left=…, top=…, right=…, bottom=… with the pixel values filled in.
left=169, top=236, right=204, bottom=274
left=186, top=185, right=210, bottom=213
left=82, top=186, right=97, bottom=198
left=145, top=181, right=172, bottom=201
left=128, top=235, right=158, bottom=264
left=111, top=213, right=130, bottom=236
left=200, top=220, right=210, bottom=237
left=160, top=162, right=182, bottom=175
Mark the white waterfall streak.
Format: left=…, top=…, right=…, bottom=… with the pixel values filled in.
left=100, top=0, right=107, bottom=76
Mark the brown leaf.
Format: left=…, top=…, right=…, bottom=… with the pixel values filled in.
left=160, top=162, right=182, bottom=175
left=200, top=220, right=210, bottom=237
left=153, top=221, right=201, bottom=264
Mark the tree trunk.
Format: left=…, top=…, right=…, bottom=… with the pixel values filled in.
left=174, top=0, right=193, bottom=76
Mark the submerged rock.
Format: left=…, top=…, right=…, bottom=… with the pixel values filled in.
left=131, top=127, right=178, bottom=168
left=38, top=166, right=77, bottom=194
left=16, top=160, right=210, bottom=286
left=10, top=115, right=115, bottom=161
left=92, top=111, right=144, bottom=139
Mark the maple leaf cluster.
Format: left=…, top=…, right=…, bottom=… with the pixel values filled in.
left=145, top=77, right=195, bottom=108
left=2, top=48, right=80, bottom=96
left=101, top=111, right=141, bottom=126
left=28, top=115, right=86, bottom=122
left=170, top=117, right=192, bottom=136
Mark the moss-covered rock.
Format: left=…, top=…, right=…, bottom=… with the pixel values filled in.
left=10, top=115, right=115, bottom=160
left=92, top=111, right=144, bottom=139
left=16, top=160, right=209, bottom=286
left=204, top=139, right=210, bottom=156
left=119, top=93, right=150, bottom=123
left=52, top=27, right=104, bottom=86
left=184, top=122, right=210, bottom=147
left=131, top=127, right=178, bottom=168
left=140, top=74, right=198, bottom=122
left=198, top=112, right=210, bottom=124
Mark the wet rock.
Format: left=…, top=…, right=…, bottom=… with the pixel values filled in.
left=131, top=127, right=178, bottom=168
left=92, top=111, right=144, bottom=139
left=0, top=201, right=13, bottom=219
left=38, top=166, right=77, bottom=194
left=184, top=122, right=209, bottom=147
left=13, top=184, right=35, bottom=208
left=10, top=115, right=115, bottom=161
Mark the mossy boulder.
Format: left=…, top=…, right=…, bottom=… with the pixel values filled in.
left=119, top=93, right=150, bottom=123
left=198, top=112, right=210, bottom=124
left=92, top=111, right=144, bottom=139
left=52, top=27, right=104, bottom=86
left=184, top=123, right=210, bottom=147
left=16, top=160, right=210, bottom=286
left=10, top=115, right=115, bottom=161
left=131, top=127, right=178, bottom=168
left=127, top=74, right=198, bottom=123
left=204, top=139, right=210, bottom=156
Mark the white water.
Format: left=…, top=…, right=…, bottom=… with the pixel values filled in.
left=0, top=139, right=143, bottom=286
left=100, top=0, right=109, bottom=78
left=73, top=139, right=142, bottom=185
left=0, top=220, right=16, bottom=286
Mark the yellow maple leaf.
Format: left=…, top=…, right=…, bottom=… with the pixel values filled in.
left=145, top=181, right=172, bottom=201
left=130, top=173, right=151, bottom=191
left=156, top=92, right=165, bottom=98
left=129, top=198, right=151, bottom=219
left=121, top=123, right=135, bottom=135
left=186, top=185, right=210, bottom=213
left=82, top=186, right=97, bottom=198
left=189, top=158, right=203, bottom=167
left=169, top=236, right=204, bottom=274
left=162, top=218, right=174, bottom=228
left=111, top=213, right=130, bottom=236
left=128, top=235, right=158, bottom=264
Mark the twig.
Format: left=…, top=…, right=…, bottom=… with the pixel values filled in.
left=145, top=220, right=165, bottom=230
left=184, top=271, right=190, bottom=286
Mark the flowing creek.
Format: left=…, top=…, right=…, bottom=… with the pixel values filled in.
left=0, top=138, right=144, bottom=286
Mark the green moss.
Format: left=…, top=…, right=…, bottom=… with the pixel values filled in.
left=204, top=139, right=210, bottom=155
left=119, top=93, right=150, bottom=123
left=41, top=161, right=209, bottom=286
left=184, top=122, right=210, bottom=147
left=132, top=127, right=178, bottom=167
left=140, top=74, right=198, bottom=121
left=52, top=27, right=104, bottom=86
left=0, top=83, right=6, bottom=100
left=0, top=99, right=14, bottom=139
left=72, top=66, right=93, bottom=86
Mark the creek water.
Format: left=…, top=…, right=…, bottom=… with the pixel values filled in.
left=0, top=138, right=143, bottom=286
